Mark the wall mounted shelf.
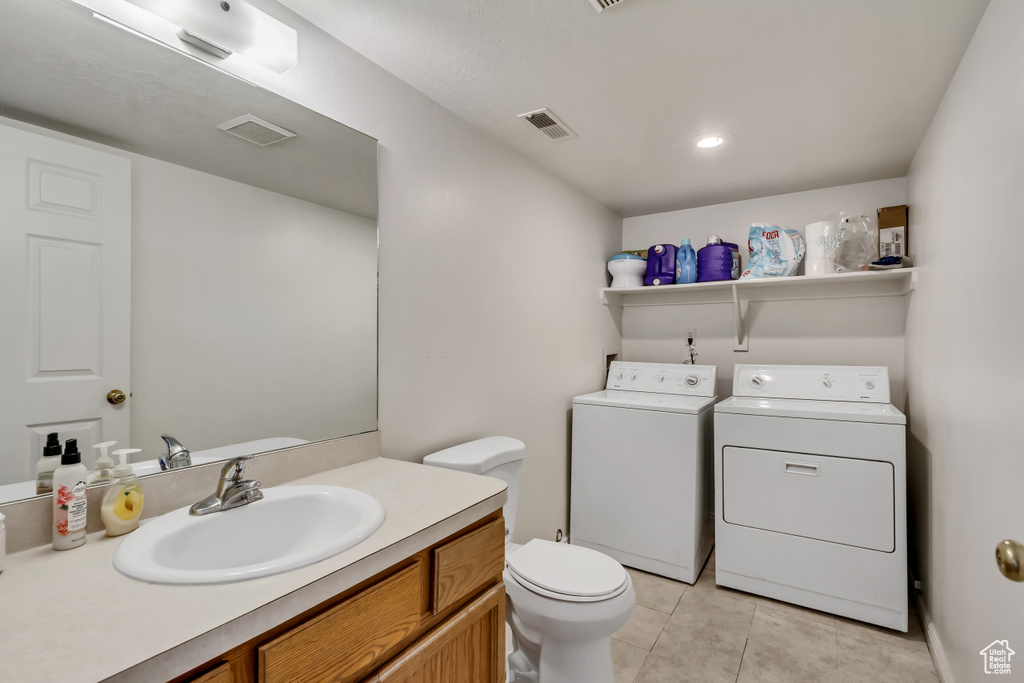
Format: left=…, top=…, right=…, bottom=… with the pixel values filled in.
left=601, top=268, right=916, bottom=351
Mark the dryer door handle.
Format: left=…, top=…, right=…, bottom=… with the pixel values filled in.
left=782, top=460, right=820, bottom=477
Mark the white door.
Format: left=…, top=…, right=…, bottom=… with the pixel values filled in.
left=0, top=122, right=131, bottom=486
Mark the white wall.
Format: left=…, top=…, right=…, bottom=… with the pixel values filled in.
left=139, top=0, right=621, bottom=543
left=905, top=0, right=1024, bottom=678
left=130, top=157, right=378, bottom=458
left=621, top=179, right=908, bottom=403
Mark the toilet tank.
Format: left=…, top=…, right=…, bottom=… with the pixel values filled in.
left=422, top=436, right=524, bottom=541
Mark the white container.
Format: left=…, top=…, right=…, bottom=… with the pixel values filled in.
left=52, top=439, right=88, bottom=551
left=804, top=221, right=836, bottom=276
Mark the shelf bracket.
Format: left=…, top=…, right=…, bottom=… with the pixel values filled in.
left=732, top=283, right=749, bottom=352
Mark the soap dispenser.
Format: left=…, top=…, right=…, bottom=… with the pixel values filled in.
left=87, top=441, right=118, bottom=484
left=101, top=449, right=143, bottom=537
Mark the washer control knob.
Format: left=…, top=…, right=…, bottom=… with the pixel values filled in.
left=865, top=380, right=876, bottom=390
left=656, top=375, right=666, bottom=383
left=631, top=373, right=639, bottom=381
left=822, top=379, right=832, bottom=389
left=616, top=371, right=624, bottom=380
left=750, top=375, right=766, bottom=388
left=685, top=375, right=700, bottom=387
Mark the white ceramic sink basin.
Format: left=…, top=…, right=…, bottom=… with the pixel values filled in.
left=113, top=485, right=385, bottom=584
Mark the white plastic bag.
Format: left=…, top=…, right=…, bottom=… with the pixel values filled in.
left=740, top=224, right=805, bottom=279
left=826, top=212, right=878, bottom=273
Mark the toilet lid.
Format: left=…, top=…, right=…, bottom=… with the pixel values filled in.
left=506, top=539, right=628, bottom=601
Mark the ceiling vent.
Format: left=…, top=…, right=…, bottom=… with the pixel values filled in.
left=588, top=0, right=629, bottom=13
left=217, top=115, right=296, bottom=146
left=518, top=109, right=577, bottom=142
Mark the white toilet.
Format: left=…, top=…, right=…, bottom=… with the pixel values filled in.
left=423, top=436, right=635, bottom=683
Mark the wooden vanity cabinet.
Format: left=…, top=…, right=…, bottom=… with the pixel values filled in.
left=176, top=511, right=505, bottom=683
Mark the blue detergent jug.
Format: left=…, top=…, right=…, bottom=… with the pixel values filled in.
left=675, top=239, right=697, bottom=284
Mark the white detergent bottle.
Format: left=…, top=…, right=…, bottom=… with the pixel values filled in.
left=52, top=439, right=88, bottom=550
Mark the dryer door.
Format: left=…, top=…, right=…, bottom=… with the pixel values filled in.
left=722, top=447, right=895, bottom=552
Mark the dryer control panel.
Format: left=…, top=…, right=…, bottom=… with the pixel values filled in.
left=733, top=365, right=891, bottom=403
left=606, top=361, right=716, bottom=396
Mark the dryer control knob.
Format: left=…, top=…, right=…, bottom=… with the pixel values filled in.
left=685, top=375, right=699, bottom=387
left=656, top=375, right=666, bottom=383
left=822, top=379, right=832, bottom=389
left=750, top=375, right=766, bottom=388
left=865, top=381, right=876, bottom=390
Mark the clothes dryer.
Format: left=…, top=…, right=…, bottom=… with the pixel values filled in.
left=570, top=362, right=716, bottom=583
left=714, top=365, right=908, bottom=631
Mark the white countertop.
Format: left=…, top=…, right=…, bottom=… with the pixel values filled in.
left=0, top=457, right=507, bottom=683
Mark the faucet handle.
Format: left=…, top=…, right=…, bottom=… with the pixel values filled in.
left=220, top=455, right=253, bottom=482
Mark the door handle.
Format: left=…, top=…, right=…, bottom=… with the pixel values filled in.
left=106, top=389, right=127, bottom=405
left=995, top=540, right=1024, bottom=582
left=782, top=460, right=820, bottom=477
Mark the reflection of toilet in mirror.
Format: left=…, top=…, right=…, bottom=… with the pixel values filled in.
left=423, top=437, right=635, bottom=683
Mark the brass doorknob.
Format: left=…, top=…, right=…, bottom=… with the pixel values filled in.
left=995, top=539, right=1024, bottom=582
left=106, top=389, right=127, bottom=405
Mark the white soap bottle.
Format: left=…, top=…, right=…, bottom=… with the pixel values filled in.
left=53, top=438, right=88, bottom=550
left=35, top=432, right=62, bottom=495
left=101, top=449, right=144, bottom=537
left=87, top=440, right=118, bottom=484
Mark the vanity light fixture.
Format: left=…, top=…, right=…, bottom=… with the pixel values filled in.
left=693, top=132, right=731, bottom=149
left=122, top=0, right=298, bottom=73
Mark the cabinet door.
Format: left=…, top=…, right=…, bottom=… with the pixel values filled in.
left=375, top=583, right=505, bottom=683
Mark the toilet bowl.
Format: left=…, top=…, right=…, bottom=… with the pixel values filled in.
left=423, top=437, right=636, bottom=683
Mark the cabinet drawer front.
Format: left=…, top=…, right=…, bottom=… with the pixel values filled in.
left=259, top=562, right=422, bottom=683
left=433, top=518, right=505, bottom=614
left=377, top=583, right=506, bottom=683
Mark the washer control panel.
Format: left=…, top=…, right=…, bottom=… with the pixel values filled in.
left=733, top=365, right=890, bottom=403
left=606, top=361, right=717, bottom=396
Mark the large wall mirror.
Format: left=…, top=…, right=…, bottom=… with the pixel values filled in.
left=0, top=0, right=379, bottom=503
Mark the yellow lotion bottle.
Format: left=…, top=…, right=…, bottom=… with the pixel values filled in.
left=101, top=449, right=144, bottom=537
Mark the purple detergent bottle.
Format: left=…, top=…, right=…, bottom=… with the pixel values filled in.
left=696, top=235, right=738, bottom=282
left=645, top=244, right=677, bottom=286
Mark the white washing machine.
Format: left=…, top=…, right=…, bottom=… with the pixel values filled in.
left=570, top=361, right=717, bottom=583
left=714, top=364, right=908, bottom=631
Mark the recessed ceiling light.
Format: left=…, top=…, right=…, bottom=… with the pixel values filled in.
left=693, top=132, right=731, bottom=149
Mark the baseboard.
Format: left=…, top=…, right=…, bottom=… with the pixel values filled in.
left=912, top=578, right=954, bottom=683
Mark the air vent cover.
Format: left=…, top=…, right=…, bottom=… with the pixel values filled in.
left=518, top=109, right=577, bottom=142
left=588, top=0, right=630, bottom=13
left=217, top=115, right=296, bottom=146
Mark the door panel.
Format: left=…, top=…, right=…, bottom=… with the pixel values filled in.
left=0, top=122, right=130, bottom=485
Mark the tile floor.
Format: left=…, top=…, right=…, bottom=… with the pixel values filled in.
left=611, top=552, right=938, bottom=683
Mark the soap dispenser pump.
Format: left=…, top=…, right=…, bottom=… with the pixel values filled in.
left=87, top=441, right=118, bottom=484
left=100, top=449, right=144, bottom=537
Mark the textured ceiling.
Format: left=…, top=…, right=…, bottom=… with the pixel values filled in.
left=278, top=0, right=988, bottom=217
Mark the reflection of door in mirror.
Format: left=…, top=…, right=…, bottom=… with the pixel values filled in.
left=0, top=123, right=131, bottom=488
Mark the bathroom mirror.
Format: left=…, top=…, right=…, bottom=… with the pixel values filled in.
left=0, top=0, right=378, bottom=502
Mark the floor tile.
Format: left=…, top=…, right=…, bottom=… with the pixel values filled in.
left=837, top=612, right=929, bottom=653
left=626, top=568, right=687, bottom=614
left=737, top=602, right=839, bottom=683
left=647, top=617, right=747, bottom=682
left=611, top=637, right=648, bottom=683
left=837, top=627, right=938, bottom=682
left=669, top=582, right=757, bottom=638
left=614, top=604, right=671, bottom=651
left=636, top=651, right=741, bottom=683
left=753, top=596, right=838, bottom=628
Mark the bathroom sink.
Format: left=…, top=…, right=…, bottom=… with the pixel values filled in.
left=113, top=485, right=385, bottom=585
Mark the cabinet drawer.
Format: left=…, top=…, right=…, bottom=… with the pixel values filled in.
left=259, top=562, right=422, bottom=683
left=433, top=518, right=505, bottom=614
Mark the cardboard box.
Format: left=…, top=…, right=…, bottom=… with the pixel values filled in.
left=877, top=204, right=909, bottom=259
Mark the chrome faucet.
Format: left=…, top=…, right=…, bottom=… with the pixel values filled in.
left=160, top=434, right=192, bottom=470
left=189, top=456, right=263, bottom=516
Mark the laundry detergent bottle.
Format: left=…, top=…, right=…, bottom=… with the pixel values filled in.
left=675, top=239, right=697, bottom=284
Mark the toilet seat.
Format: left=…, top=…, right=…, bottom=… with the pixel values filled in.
left=506, top=539, right=629, bottom=603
